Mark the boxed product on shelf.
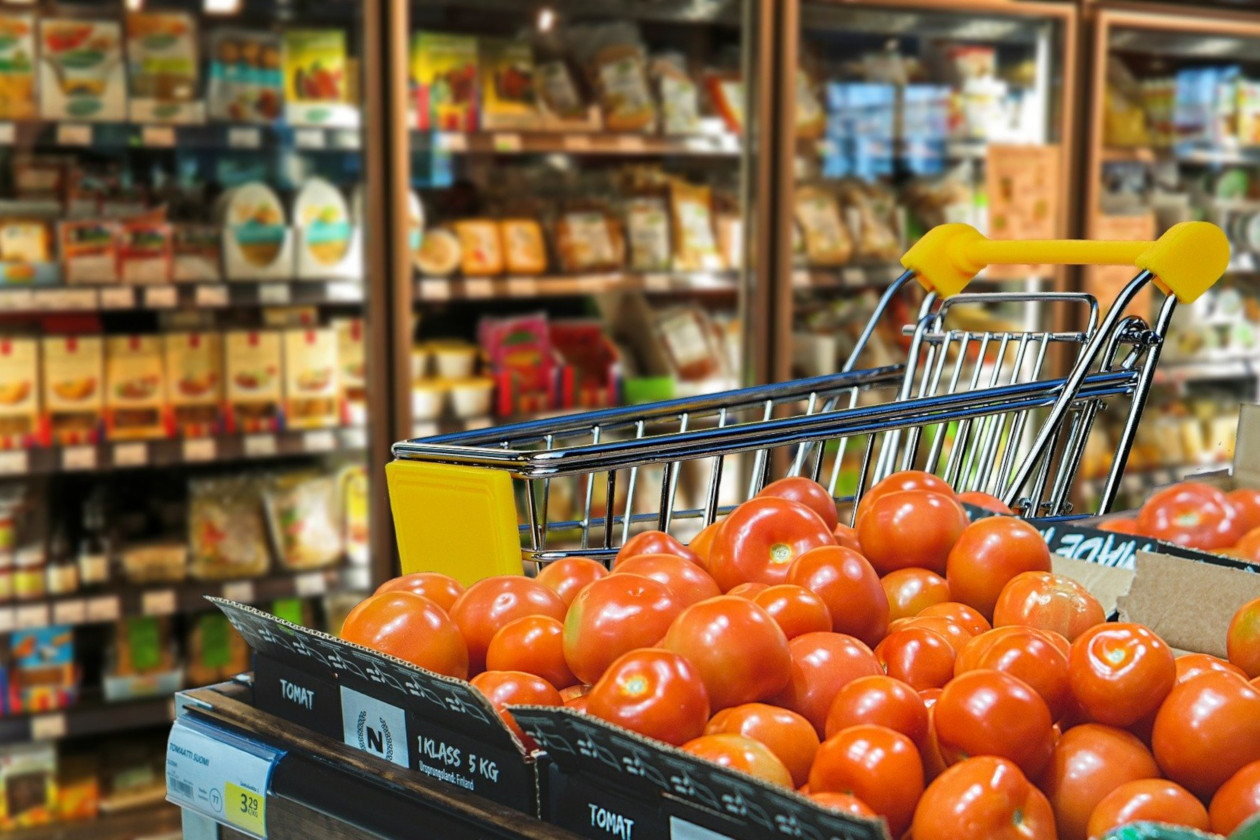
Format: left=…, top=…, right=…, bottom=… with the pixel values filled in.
left=282, top=327, right=340, bottom=430
left=414, top=226, right=460, bottom=276
left=38, top=19, right=126, bottom=122
left=669, top=179, right=723, bottom=271
left=264, top=471, right=344, bottom=570
left=652, top=53, right=700, bottom=135
left=0, top=13, right=35, bottom=120
left=189, top=474, right=269, bottom=580
left=555, top=210, right=622, bottom=274
left=104, top=616, right=182, bottom=702
left=0, top=219, right=59, bottom=286
left=293, top=177, right=360, bottom=279
left=55, top=754, right=99, bottom=823
left=221, top=182, right=292, bottom=280
left=479, top=38, right=539, bottom=130
left=6, top=627, right=77, bottom=714
left=0, top=742, right=56, bottom=830
left=283, top=28, right=355, bottom=127
left=479, top=313, right=554, bottom=416
left=185, top=612, right=249, bottom=688
left=59, top=220, right=120, bottom=285
left=41, top=335, right=102, bottom=446
left=500, top=218, right=547, bottom=275
left=207, top=29, right=282, bottom=122
left=333, top=317, right=366, bottom=425
left=795, top=185, right=853, bottom=266
left=534, top=52, right=598, bottom=130
left=120, top=541, right=187, bottom=584
left=624, top=196, right=671, bottom=272
left=410, top=31, right=479, bottom=132
left=573, top=22, right=656, bottom=133
left=164, top=331, right=223, bottom=438
left=652, top=304, right=729, bottom=383
left=453, top=218, right=504, bottom=276
left=119, top=220, right=172, bottom=285
left=104, top=334, right=166, bottom=441
left=224, top=329, right=282, bottom=433
left=124, top=11, right=201, bottom=123
left=551, top=321, right=621, bottom=410
left=171, top=225, right=222, bottom=283
left=0, top=338, right=40, bottom=449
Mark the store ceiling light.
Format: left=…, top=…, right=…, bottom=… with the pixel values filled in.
left=537, top=7, right=555, bottom=33
left=125, top=0, right=144, bottom=10
left=204, top=0, right=243, bottom=14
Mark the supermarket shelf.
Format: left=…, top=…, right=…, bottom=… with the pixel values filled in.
left=1153, top=358, right=1258, bottom=385
left=0, top=565, right=371, bottom=634
left=792, top=263, right=907, bottom=291
left=0, top=280, right=364, bottom=315
left=411, top=129, right=741, bottom=157
left=0, top=119, right=361, bottom=153
left=1102, top=143, right=1260, bottom=166
left=0, top=426, right=369, bottom=478
left=7, top=803, right=181, bottom=840
left=800, top=137, right=992, bottom=161
left=415, top=270, right=740, bottom=302
left=0, top=696, right=175, bottom=746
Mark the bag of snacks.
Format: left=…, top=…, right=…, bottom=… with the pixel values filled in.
left=263, top=471, right=343, bottom=570
left=555, top=209, right=622, bottom=273
left=573, top=22, right=655, bottom=132
left=624, top=196, right=671, bottom=272
left=188, top=475, right=269, bottom=580
left=794, top=186, right=853, bottom=266
left=669, top=179, right=723, bottom=271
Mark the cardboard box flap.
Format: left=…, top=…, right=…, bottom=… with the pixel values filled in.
left=1033, top=518, right=1256, bottom=572
left=1116, top=553, right=1260, bottom=658
left=1051, top=554, right=1136, bottom=617
left=1235, top=403, right=1260, bottom=489
left=511, top=706, right=890, bottom=840
left=210, top=598, right=528, bottom=755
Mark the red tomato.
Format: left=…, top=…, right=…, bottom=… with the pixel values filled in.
left=1175, top=652, right=1249, bottom=685
left=1210, top=760, right=1260, bottom=835
left=449, top=575, right=568, bottom=674
left=757, top=476, right=839, bottom=530
left=586, top=649, right=709, bottom=746
left=1152, top=671, right=1260, bottom=798
left=341, top=592, right=469, bottom=679
left=786, top=545, right=888, bottom=646
left=1229, top=596, right=1260, bottom=678
left=992, top=571, right=1106, bottom=642
left=771, top=632, right=882, bottom=736
left=1234, top=527, right=1260, bottom=562
left=688, top=521, right=722, bottom=567
left=566, top=694, right=589, bottom=713
left=535, top=557, right=608, bottom=607
left=681, top=733, right=794, bottom=788
left=825, top=675, right=927, bottom=745
left=1098, top=518, right=1142, bottom=535
left=808, top=724, right=924, bottom=837
left=912, top=756, right=1055, bottom=840
left=559, top=683, right=589, bottom=703
left=727, top=582, right=769, bottom=599
left=875, top=627, right=957, bottom=691
left=708, top=497, right=836, bottom=591
left=955, top=625, right=1072, bottom=721
left=562, top=574, right=683, bottom=685
left=612, top=553, right=721, bottom=607
left=1137, top=482, right=1244, bottom=550
left=662, top=596, right=791, bottom=710
left=918, top=601, right=992, bottom=636
left=1039, top=723, right=1161, bottom=840
left=1069, top=623, right=1175, bottom=727
left=486, top=615, right=577, bottom=690
left=374, top=572, right=465, bottom=613
left=856, top=470, right=955, bottom=525
left=1086, top=779, right=1210, bottom=839
left=957, top=490, right=1013, bottom=514
left=921, top=704, right=949, bottom=782
left=614, top=530, right=701, bottom=567
left=832, top=522, right=862, bottom=553
left=1228, top=489, right=1260, bottom=533
left=904, top=615, right=974, bottom=655
left=881, top=568, right=951, bottom=622
left=945, top=517, right=1052, bottom=620
left=935, top=669, right=1054, bottom=778
left=469, top=670, right=561, bottom=748
left=704, top=702, right=819, bottom=788
left=857, top=490, right=968, bottom=576
left=752, top=584, right=833, bottom=639
left=807, top=791, right=877, bottom=818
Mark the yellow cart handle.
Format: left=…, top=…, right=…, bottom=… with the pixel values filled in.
left=901, top=221, right=1229, bottom=303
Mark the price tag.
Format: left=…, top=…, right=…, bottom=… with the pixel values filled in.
left=295, top=571, right=326, bottom=597
left=16, top=603, right=50, bottom=629
left=87, top=596, right=121, bottom=622
left=326, top=282, right=363, bottom=302
left=0, top=289, right=32, bottom=311
left=62, top=446, right=97, bottom=471
left=420, top=280, right=451, bottom=302
left=142, top=125, right=176, bottom=147
left=294, top=128, right=325, bottom=149
left=142, top=589, right=177, bottom=616
left=412, top=421, right=439, bottom=438
left=302, top=429, right=336, bottom=453
left=644, top=273, right=672, bottom=293
left=492, top=133, right=522, bottom=153
left=166, top=717, right=283, bottom=839
left=259, top=284, right=291, bottom=305
left=36, top=289, right=95, bottom=310
left=842, top=267, right=865, bottom=287
left=0, top=449, right=28, bottom=475
left=57, top=123, right=92, bottom=146
left=113, top=442, right=148, bottom=467
left=563, top=134, right=592, bottom=152
left=435, top=132, right=468, bottom=152
left=222, top=581, right=256, bottom=603
left=31, top=713, right=67, bottom=741
left=228, top=127, right=262, bottom=149
left=465, top=277, right=493, bottom=299
left=339, top=426, right=368, bottom=450
left=182, top=438, right=217, bottom=462
left=244, top=434, right=277, bottom=458
left=196, top=285, right=229, bottom=307
left=616, top=134, right=646, bottom=152
left=505, top=277, right=538, bottom=297
left=144, top=286, right=177, bottom=309
left=0, top=608, right=13, bottom=633
left=331, top=130, right=360, bottom=150
left=791, top=269, right=811, bottom=288
left=684, top=136, right=714, bottom=153
left=53, top=600, right=87, bottom=626
left=0, top=122, right=14, bottom=144
left=344, top=566, right=372, bottom=592
left=100, top=286, right=135, bottom=309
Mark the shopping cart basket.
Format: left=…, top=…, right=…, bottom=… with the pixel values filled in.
left=388, top=222, right=1229, bottom=582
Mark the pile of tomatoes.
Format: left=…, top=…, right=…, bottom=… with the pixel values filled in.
left=1102, top=480, right=1260, bottom=562
left=340, top=471, right=1260, bottom=840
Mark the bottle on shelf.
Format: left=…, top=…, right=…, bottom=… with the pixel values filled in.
left=46, top=520, right=79, bottom=597
left=78, top=492, right=112, bottom=590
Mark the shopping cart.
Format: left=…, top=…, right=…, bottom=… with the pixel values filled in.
left=388, top=222, right=1229, bottom=582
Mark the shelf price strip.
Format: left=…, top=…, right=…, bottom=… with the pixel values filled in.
left=166, top=716, right=284, bottom=839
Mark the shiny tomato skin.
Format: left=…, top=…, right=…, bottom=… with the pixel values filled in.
left=752, top=584, right=833, bottom=639
left=808, top=724, right=924, bottom=837
left=614, top=530, right=702, bottom=567
left=565, top=694, right=589, bottom=713
left=704, top=702, right=819, bottom=788
left=786, top=545, right=888, bottom=646
left=559, top=683, right=589, bottom=703
left=857, top=490, right=968, bottom=576
left=992, top=571, right=1106, bottom=642
left=957, top=491, right=1014, bottom=514
left=1086, top=779, right=1210, bottom=839
left=341, top=592, right=469, bottom=679
left=562, top=574, right=684, bottom=685
left=875, top=627, right=957, bottom=691
left=1228, top=488, right=1260, bottom=533
left=662, top=596, right=791, bottom=710
left=374, top=572, right=465, bottom=613
left=1210, top=760, right=1260, bottom=835
left=1228, top=596, right=1260, bottom=678
left=1069, top=623, right=1176, bottom=727
left=921, top=703, right=949, bottom=782
left=856, top=470, right=955, bottom=525
left=688, top=521, right=722, bottom=567
left=904, top=615, right=974, bottom=655
left=1234, top=526, right=1260, bottom=562
left=1098, top=518, right=1142, bottom=535
left=912, top=756, right=1055, bottom=840
left=825, top=675, right=928, bottom=745
left=919, top=601, right=992, bottom=636
left=956, top=625, right=1072, bottom=721
left=449, top=576, right=568, bottom=674
left=1137, top=481, right=1244, bottom=550
left=612, top=553, right=721, bottom=607
left=881, top=568, right=951, bottom=622
left=708, top=498, right=836, bottom=591
left=832, top=522, right=862, bottom=553
left=681, top=733, right=794, bottom=788
left=772, top=632, right=882, bottom=736
left=757, top=476, right=839, bottom=530
left=535, top=557, right=608, bottom=607
left=935, top=669, right=1055, bottom=778
left=469, top=670, right=561, bottom=747
left=727, top=582, right=769, bottom=599
left=946, top=517, right=1053, bottom=620
left=1151, top=671, right=1260, bottom=798
left=486, top=615, right=577, bottom=690
left=807, top=791, right=877, bottom=818
left=1038, top=723, right=1161, bottom=840
left=1175, top=652, right=1249, bottom=685
left=586, top=648, right=709, bottom=745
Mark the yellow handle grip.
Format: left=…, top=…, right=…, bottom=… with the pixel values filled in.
left=901, top=221, right=1229, bottom=303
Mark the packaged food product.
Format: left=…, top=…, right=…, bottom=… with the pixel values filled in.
left=454, top=219, right=504, bottom=276
left=118, top=221, right=171, bottom=285
left=293, top=177, right=351, bottom=268
left=189, top=475, right=269, bottom=580
left=414, top=227, right=460, bottom=276
left=449, top=377, right=494, bottom=418
left=500, top=218, right=547, bottom=275
left=124, top=11, right=198, bottom=122
left=669, top=180, right=723, bottom=271
left=42, top=336, right=103, bottom=445
left=12, top=154, right=62, bottom=200
left=38, top=19, right=126, bottom=121
left=164, top=332, right=222, bottom=438
left=429, top=340, right=477, bottom=379
left=282, top=328, right=339, bottom=430
left=707, top=71, right=745, bottom=134
left=264, top=471, right=343, bottom=570
left=652, top=53, right=700, bottom=135
left=59, top=221, right=119, bottom=284
left=0, top=14, right=36, bottom=120
left=56, top=756, right=99, bottom=823
left=796, top=69, right=826, bottom=139
left=0, top=743, right=56, bottom=829
left=838, top=182, right=900, bottom=262
left=411, top=380, right=446, bottom=420
left=716, top=213, right=743, bottom=271
left=108, top=616, right=177, bottom=679
left=480, top=38, right=538, bottom=129
left=575, top=23, right=655, bottom=133
left=0, top=338, right=39, bottom=447
left=104, top=335, right=166, bottom=441
left=207, top=29, right=282, bottom=122
left=479, top=313, right=552, bottom=413
left=222, top=182, right=286, bottom=269
left=283, top=29, right=346, bottom=104
left=224, top=330, right=282, bottom=433
left=653, top=306, right=724, bottom=381
left=185, top=613, right=249, bottom=687
left=340, top=464, right=369, bottom=566
left=410, top=31, right=478, bottom=131
left=120, top=541, right=186, bottom=584
left=535, top=59, right=585, bottom=121
left=333, top=318, right=365, bottom=419
left=794, top=186, right=853, bottom=266
left=407, top=191, right=425, bottom=267
left=625, top=196, right=671, bottom=272
left=0, top=221, right=51, bottom=265
left=555, top=211, right=620, bottom=273
left=171, top=225, right=221, bottom=283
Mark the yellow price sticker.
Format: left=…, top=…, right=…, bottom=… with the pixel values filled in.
left=225, top=781, right=266, bottom=836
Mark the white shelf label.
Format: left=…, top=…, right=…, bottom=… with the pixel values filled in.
left=0, top=122, right=13, bottom=144
left=339, top=426, right=367, bottom=450
left=100, top=286, right=135, bottom=309
left=16, top=603, right=50, bottom=629
left=465, top=277, right=493, bottom=299
left=419, top=280, right=450, bottom=302
left=616, top=134, right=646, bottom=152
left=36, top=289, right=95, bottom=310
left=87, top=596, right=121, bottom=622
left=142, top=125, right=176, bottom=147
left=142, top=589, right=177, bottom=616
left=31, top=713, right=67, bottom=741
left=412, top=421, right=438, bottom=438
left=331, top=130, right=360, bottom=150
left=295, top=571, right=326, bottom=597
left=113, top=442, right=148, bottom=467
left=684, top=136, right=716, bottom=153
left=228, top=127, right=262, bottom=149
left=842, top=268, right=865, bottom=286
left=244, top=434, right=277, bottom=458
left=563, top=134, right=592, bottom=152
left=505, top=277, right=538, bottom=297
left=167, top=718, right=282, bottom=839
left=791, top=269, right=810, bottom=288
left=0, top=608, right=13, bottom=633
left=62, top=445, right=97, bottom=471
left=259, top=284, right=291, bottom=305
left=53, top=600, right=87, bottom=625
left=344, top=566, right=372, bottom=592
left=294, top=128, right=325, bottom=149
left=57, top=123, right=91, bottom=146
left=222, top=581, right=256, bottom=603
left=0, top=289, right=33, bottom=311
left=492, top=132, right=522, bottom=152
left=644, top=273, right=672, bottom=293
left=196, top=285, right=229, bottom=307
left=326, top=282, right=362, bottom=302
left=302, top=429, right=336, bottom=453
left=435, top=132, right=467, bottom=152
left=183, top=438, right=217, bottom=462
left=0, top=449, right=29, bottom=475
left=144, top=286, right=178, bottom=308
